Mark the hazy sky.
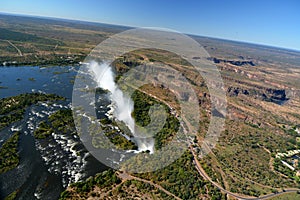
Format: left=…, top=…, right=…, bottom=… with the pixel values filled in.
left=1, top=0, right=300, bottom=50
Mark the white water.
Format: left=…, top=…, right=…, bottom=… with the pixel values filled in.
left=89, top=61, right=154, bottom=153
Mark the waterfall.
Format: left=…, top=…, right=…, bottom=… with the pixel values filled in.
left=89, top=61, right=154, bottom=153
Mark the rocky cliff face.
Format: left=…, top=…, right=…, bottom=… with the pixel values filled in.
left=208, top=57, right=255, bottom=66
left=265, top=88, right=288, bottom=104
left=227, top=86, right=288, bottom=105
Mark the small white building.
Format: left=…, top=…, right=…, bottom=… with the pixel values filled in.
left=281, top=160, right=295, bottom=171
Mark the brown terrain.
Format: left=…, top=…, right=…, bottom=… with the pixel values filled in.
left=1, top=13, right=300, bottom=199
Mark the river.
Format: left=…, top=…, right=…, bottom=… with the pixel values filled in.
left=0, top=66, right=107, bottom=200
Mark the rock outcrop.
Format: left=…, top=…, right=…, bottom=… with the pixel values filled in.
left=227, top=86, right=288, bottom=105
left=208, top=57, right=255, bottom=66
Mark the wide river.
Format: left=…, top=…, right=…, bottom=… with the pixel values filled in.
left=0, top=66, right=107, bottom=200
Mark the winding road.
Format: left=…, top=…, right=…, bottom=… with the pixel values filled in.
left=137, top=87, right=300, bottom=200
left=117, top=171, right=182, bottom=200
left=3, top=40, right=23, bottom=56
left=190, top=146, right=299, bottom=199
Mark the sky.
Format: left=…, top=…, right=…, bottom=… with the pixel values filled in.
left=1, top=0, right=300, bottom=51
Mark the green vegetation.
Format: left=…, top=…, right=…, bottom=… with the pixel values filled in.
left=104, top=128, right=138, bottom=150
left=4, top=190, right=18, bottom=200
left=0, top=93, right=64, bottom=115
left=60, top=163, right=223, bottom=200
left=136, top=151, right=225, bottom=199
left=0, top=132, right=20, bottom=174
left=92, top=118, right=138, bottom=150
left=131, top=90, right=179, bottom=150
left=61, top=152, right=225, bottom=199
left=0, top=54, right=85, bottom=67
left=108, top=179, right=174, bottom=200
left=49, top=109, right=75, bottom=134
left=1, top=13, right=300, bottom=199
left=59, top=169, right=121, bottom=200
left=214, top=117, right=300, bottom=197
left=34, top=109, right=75, bottom=139
left=273, top=158, right=295, bottom=179
left=0, top=93, right=65, bottom=130
left=73, top=169, right=121, bottom=193
left=35, top=108, right=135, bottom=151
left=0, top=14, right=108, bottom=66
left=28, top=77, right=35, bottom=81
left=0, top=93, right=65, bottom=175
left=0, top=109, right=25, bottom=131
left=34, top=121, right=53, bottom=139
left=0, top=28, right=64, bottom=46
left=109, top=179, right=175, bottom=199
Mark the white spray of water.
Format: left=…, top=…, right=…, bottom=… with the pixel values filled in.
left=89, top=61, right=154, bottom=153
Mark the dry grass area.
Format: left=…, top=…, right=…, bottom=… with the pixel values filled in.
left=111, top=46, right=300, bottom=197
left=2, top=13, right=300, bottom=199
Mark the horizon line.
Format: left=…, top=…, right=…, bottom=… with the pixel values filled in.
left=0, top=11, right=300, bottom=53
